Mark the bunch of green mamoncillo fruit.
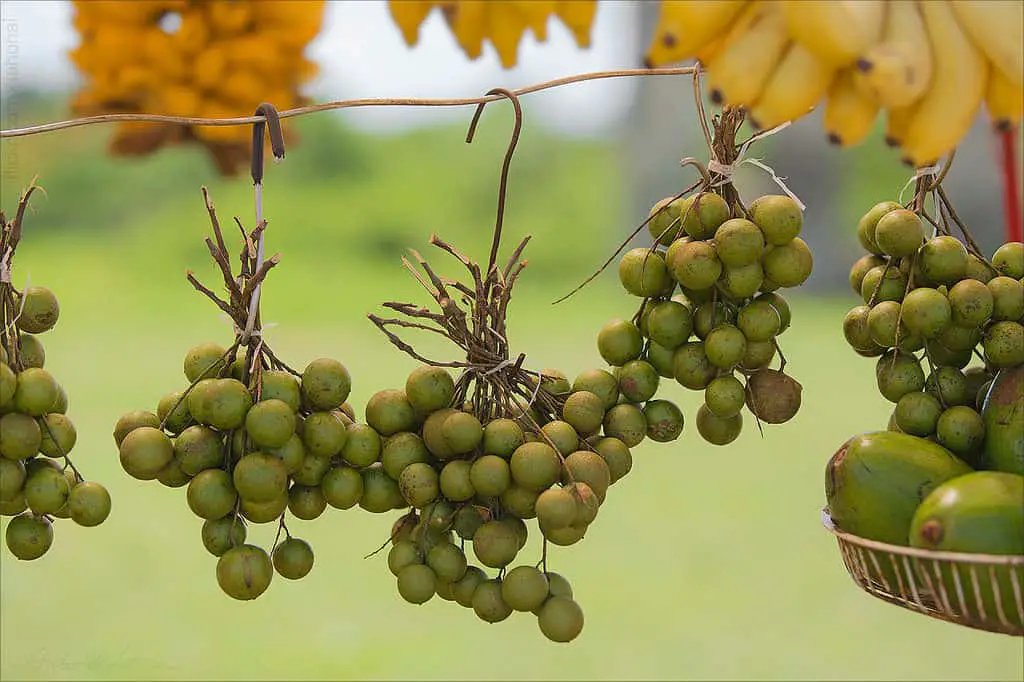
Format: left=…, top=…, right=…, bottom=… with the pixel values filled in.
left=827, top=193, right=1023, bottom=626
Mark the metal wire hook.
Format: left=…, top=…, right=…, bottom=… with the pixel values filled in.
left=465, top=87, right=523, bottom=275
left=251, top=102, right=285, bottom=186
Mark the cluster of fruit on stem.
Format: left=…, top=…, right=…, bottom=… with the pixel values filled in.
left=843, top=166, right=1024, bottom=464
left=0, top=184, right=113, bottom=560
left=589, top=108, right=808, bottom=448
left=361, top=226, right=669, bottom=643
left=113, top=187, right=357, bottom=600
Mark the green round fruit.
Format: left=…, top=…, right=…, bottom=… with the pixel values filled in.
left=645, top=341, right=676, bottom=378
left=672, top=341, right=718, bottom=390
left=646, top=300, right=693, bottom=349
left=988, top=276, right=1024, bottom=321
left=562, top=450, right=611, bottom=503
left=948, top=279, right=993, bottom=327
left=647, top=195, right=685, bottom=245
left=643, top=399, right=684, bottom=443
left=737, top=300, right=782, bottom=342
left=186, top=379, right=215, bottom=425
left=67, top=481, right=111, bottom=527
left=405, top=365, right=455, bottom=414
left=894, top=391, right=943, bottom=437
left=704, top=375, right=745, bottom=418
left=452, top=505, right=487, bottom=540
left=13, top=368, right=58, bottom=416
left=381, top=432, right=430, bottom=480
left=244, top=399, right=295, bottom=450
left=875, top=209, right=924, bottom=258
left=540, top=421, right=579, bottom=456
left=240, top=493, right=288, bottom=524
left=321, top=465, right=363, bottom=509
left=984, top=321, right=1024, bottom=368
left=741, top=339, right=777, bottom=369
left=14, top=286, right=60, bottom=334
left=438, top=460, right=474, bottom=501
left=603, top=403, right=646, bottom=448
left=715, top=218, right=765, bottom=267
left=302, top=411, right=348, bottom=458
left=388, top=539, right=423, bottom=576
left=680, top=192, right=731, bottom=240
left=157, top=458, right=191, bottom=488
left=965, top=253, right=996, bottom=282
left=510, top=442, right=561, bottom=492
left=398, top=462, right=439, bottom=508
left=875, top=350, right=926, bottom=403
left=860, top=264, right=907, bottom=305
left=901, top=287, right=951, bottom=339
left=265, top=434, right=304, bottom=475
left=259, top=370, right=301, bottom=412
left=696, top=404, right=742, bottom=445
left=704, top=324, right=747, bottom=370
left=365, top=389, right=416, bottom=437
left=667, top=239, right=722, bottom=291
left=157, top=390, right=192, bottom=436
left=216, top=544, right=273, bottom=600
left=427, top=542, right=468, bottom=583
left=502, top=565, right=549, bottom=612
left=501, top=485, right=538, bottom=519
left=535, top=486, right=577, bottom=529
left=443, top=411, right=483, bottom=454
left=596, top=319, right=643, bottom=366
left=450, top=565, right=486, bottom=608
left=850, top=254, right=887, bottom=294
left=187, top=468, right=238, bottom=520
left=24, top=467, right=70, bottom=515
left=5, top=512, right=52, bottom=560
left=857, top=201, right=902, bottom=254
left=761, top=237, right=813, bottom=288
left=300, top=358, right=351, bottom=411
left=0, top=412, right=42, bottom=461
left=562, top=391, right=605, bottom=435
left=935, top=406, right=985, bottom=459
left=233, top=452, right=288, bottom=503
left=201, top=514, right=246, bottom=557
left=119, top=426, right=174, bottom=480
left=617, top=360, right=660, bottom=403
left=0, top=457, right=26, bottom=501
left=288, top=484, right=327, bottom=520
left=537, top=596, right=585, bottom=643
left=183, top=342, right=226, bottom=384
left=692, top=301, right=736, bottom=340
left=925, top=367, right=971, bottom=407
left=481, top=418, right=524, bottom=458
left=16, top=334, right=45, bottom=369
left=618, top=248, right=671, bottom=298
left=472, top=579, right=513, bottom=623
left=173, top=425, right=222, bottom=476
left=202, top=379, right=252, bottom=431
left=720, top=262, right=765, bottom=299
left=591, top=437, right=632, bottom=484
left=919, top=235, right=968, bottom=284
left=291, top=451, right=331, bottom=487
left=0, top=363, right=15, bottom=410
left=0, top=491, right=27, bottom=516
left=472, top=521, right=520, bottom=568
left=992, top=241, right=1024, bottom=279
left=340, top=423, right=381, bottom=468
left=272, top=537, right=314, bottom=580
left=469, top=454, right=511, bottom=498
left=748, top=194, right=802, bottom=245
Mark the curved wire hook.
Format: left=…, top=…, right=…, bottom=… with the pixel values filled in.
left=251, top=102, right=286, bottom=186
left=465, top=87, right=523, bottom=274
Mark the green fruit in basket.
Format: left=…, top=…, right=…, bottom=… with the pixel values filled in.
left=825, top=431, right=973, bottom=546
left=980, top=364, right=1024, bottom=475
left=909, top=471, right=1024, bottom=628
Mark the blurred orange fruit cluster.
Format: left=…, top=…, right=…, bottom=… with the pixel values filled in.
left=388, top=1, right=596, bottom=68
left=69, top=0, right=326, bottom=176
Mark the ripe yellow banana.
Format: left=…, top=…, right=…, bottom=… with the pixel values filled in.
left=443, top=2, right=487, bottom=60
left=554, top=0, right=597, bottom=48
left=513, top=1, right=555, bottom=41
left=388, top=0, right=437, bottom=46
left=644, top=0, right=749, bottom=67
left=703, top=1, right=790, bottom=107
left=884, top=104, right=916, bottom=148
left=900, top=1, right=989, bottom=165
left=824, top=68, right=880, bottom=147
left=985, top=66, right=1024, bottom=132
left=853, top=0, right=933, bottom=109
left=746, top=42, right=837, bottom=131
left=950, top=1, right=1023, bottom=90
left=781, top=0, right=886, bottom=68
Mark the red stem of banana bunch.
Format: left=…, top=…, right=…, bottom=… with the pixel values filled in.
left=999, top=128, right=1022, bottom=242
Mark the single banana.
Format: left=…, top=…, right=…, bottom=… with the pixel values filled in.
left=443, top=1, right=487, bottom=60
left=703, top=1, right=790, bottom=107
left=513, top=0, right=555, bottom=41
left=781, top=0, right=886, bottom=68
left=824, top=68, right=881, bottom=147
left=985, top=66, right=1024, bottom=132
left=388, top=1, right=437, bottom=46
left=900, top=1, right=989, bottom=165
left=853, top=0, right=933, bottom=109
left=950, top=1, right=1023, bottom=90
left=644, top=0, right=749, bottom=67
left=554, top=0, right=597, bottom=48
left=746, top=41, right=837, bottom=131
left=884, top=104, right=916, bottom=148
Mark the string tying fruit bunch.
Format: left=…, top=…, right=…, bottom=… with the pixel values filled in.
left=568, top=101, right=810, bottom=448
left=1, top=183, right=113, bottom=561
left=842, top=155, right=1024, bottom=471
left=68, top=0, right=324, bottom=175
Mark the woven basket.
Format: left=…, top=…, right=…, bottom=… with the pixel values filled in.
left=822, top=508, right=1024, bottom=636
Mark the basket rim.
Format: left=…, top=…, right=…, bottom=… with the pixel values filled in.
left=821, top=507, right=1024, bottom=566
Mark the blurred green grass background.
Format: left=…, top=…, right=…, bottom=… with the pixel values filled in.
left=1, top=99, right=1022, bottom=682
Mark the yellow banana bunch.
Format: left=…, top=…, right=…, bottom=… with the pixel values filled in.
left=638, top=0, right=1022, bottom=164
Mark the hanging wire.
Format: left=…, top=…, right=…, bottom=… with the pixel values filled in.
left=0, top=67, right=695, bottom=139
